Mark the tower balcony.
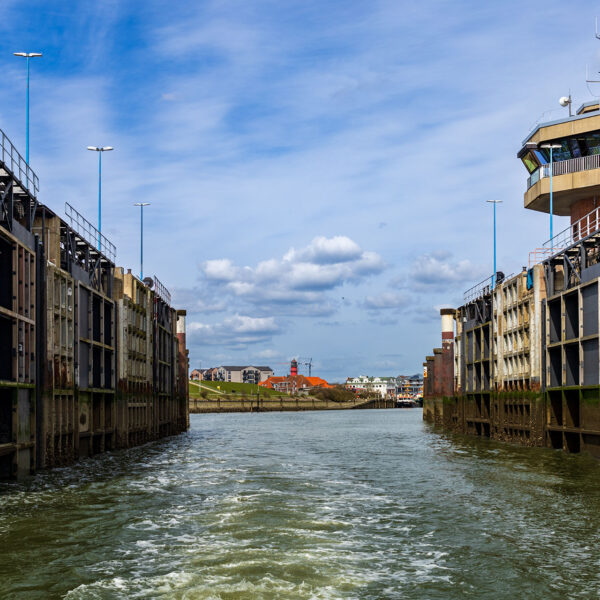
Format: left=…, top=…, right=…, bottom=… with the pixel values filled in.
left=525, top=154, right=600, bottom=216
left=519, top=101, right=600, bottom=219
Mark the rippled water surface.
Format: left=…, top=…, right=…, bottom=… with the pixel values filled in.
left=2, top=409, right=600, bottom=599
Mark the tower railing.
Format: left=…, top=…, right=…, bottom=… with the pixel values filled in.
left=529, top=248, right=565, bottom=267
left=463, top=275, right=493, bottom=303
left=64, top=202, right=116, bottom=262
left=154, top=275, right=171, bottom=305
left=542, top=204, right=600, bottom=254
left=527, top=153, right=600, bottom=190
left=0, top=128, right=39, bottom=198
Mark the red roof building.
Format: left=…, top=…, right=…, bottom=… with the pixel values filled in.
left=259, top=374, right=332, bottom=394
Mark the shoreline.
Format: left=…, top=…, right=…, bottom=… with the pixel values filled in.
left=189, top=396, right=398, bottom=413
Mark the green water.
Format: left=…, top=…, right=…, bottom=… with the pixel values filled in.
left=1, top=409, right=600, bottom=599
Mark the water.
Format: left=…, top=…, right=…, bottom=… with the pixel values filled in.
left=1, top=409, right=600, bottom=599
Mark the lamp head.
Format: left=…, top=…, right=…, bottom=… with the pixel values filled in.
left=559, top=96, right=571, bottom=107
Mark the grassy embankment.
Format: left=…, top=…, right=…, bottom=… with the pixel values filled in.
left=189, top=380, right=284, bottom=398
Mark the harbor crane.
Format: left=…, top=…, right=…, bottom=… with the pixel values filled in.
left=298, top=357, right=313, bottom=377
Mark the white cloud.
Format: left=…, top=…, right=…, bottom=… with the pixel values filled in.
left=171, top=287, right=226, bottom=314
left=188, top=314, right=281, bottom=348
left=198, top=235, right=385, bottom=316
left=203, top=259, right=239, bottom=281
left=284, top=235, right=362, bottom=264
left=409, top=252, right=486, bottom=289
left=362, top=292, right=410, bottom=311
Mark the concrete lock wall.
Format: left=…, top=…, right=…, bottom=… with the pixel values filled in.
left=0, top=211, right=189, bottom=480
left=541, top=241, right=600, bottom=455
left=424, top=262, right=600, bottom=454
left=424, top=392, right=546, bottom=447
left=0, top=125, right=186, bottom=478
left=115, top=270, right=155, bottom=448
left=0, top=227, right=38, bottom=479
left=422, top=266, right=600, bottom=454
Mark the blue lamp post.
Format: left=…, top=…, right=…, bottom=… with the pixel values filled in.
left=13, top=52, right=42, bottom=164
left=487, top=200, right=502, bottom=289
left=540, top=143, right=562, bottom=251
left=87, top=146, right=113, bottom=245
left=134, top=202, right=150, bottom=279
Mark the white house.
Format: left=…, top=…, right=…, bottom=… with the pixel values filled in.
left=345, top=375, right=397, bottom=398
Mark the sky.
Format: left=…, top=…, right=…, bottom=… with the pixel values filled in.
left=1, top=0, right=600, bottom=381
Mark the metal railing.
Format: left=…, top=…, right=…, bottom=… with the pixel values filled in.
left=543, top=204, right=600, bottom=253
left=527, top=153, right=600, bottom=190
left=463, top=275, right=493, bottom=303
left=0, top=129, right=39, bottom=198
left=64, top=202, right=116, bottom=262
left=529, top=248, right=563, bottom=267
left=154, top=275, right=171, bottom=305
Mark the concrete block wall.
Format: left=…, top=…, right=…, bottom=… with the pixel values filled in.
left=115, top=270, right=154, bottom=447
left=42, top=264, right=76, bottom=468
left=543, top=259, right=600, bottom=455
left=0, top=212, right=189, bottom=479
left=424, top=271, right=548, bottom=449
left=493, top=265, right=545, bottom=391
left=0, top=227, right=38, bottom=478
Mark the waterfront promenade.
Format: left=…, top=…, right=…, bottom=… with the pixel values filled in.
left=2, top=409, right=599, bottom=599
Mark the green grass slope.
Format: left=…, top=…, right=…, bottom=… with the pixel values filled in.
left=189, top=380, right=284, bottom=397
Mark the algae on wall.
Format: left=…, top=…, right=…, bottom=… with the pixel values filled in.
left=424, top=392, right=546, bottom=448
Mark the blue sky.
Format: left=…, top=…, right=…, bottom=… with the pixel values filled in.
left=2, top=0, right=599, bottom=381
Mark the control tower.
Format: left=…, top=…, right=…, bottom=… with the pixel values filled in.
left=518, top=100, right=600, bottom=225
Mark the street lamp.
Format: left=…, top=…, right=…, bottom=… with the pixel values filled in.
left=87, top=146, right=113, bottom=242
left=486, top=200, right=502, bottom=289
left=540, top=143, right=562, bottom=250
left=13, top=52, right=42, bottom=164
left=133, top=202, right=150, bottom=279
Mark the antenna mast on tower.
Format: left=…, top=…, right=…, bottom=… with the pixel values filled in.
left=586, top=18, right=600, bottom=98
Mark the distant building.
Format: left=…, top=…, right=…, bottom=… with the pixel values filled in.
left=260, top=375, right=332, bottom=394
left=202, top=367, right=219, bottom=381
left=190, top=365, right=274, bottom=383
left=345, top=375, right=397, bottom=398
left=190, top=368, right=214, bottom=381
left=396, top=375, right=423, bottom=399
left=213, top=365, right=274, bottom=384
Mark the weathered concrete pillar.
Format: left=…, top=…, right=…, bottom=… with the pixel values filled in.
left=176, top=310, right=189, bottom=429
left=433, top=349, right=443, bottom=396
left=440, top=308, right=455, bottom=397
left=425, top=355, right=435, bottom=396
left=423, top=356, right=436, bottom=423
